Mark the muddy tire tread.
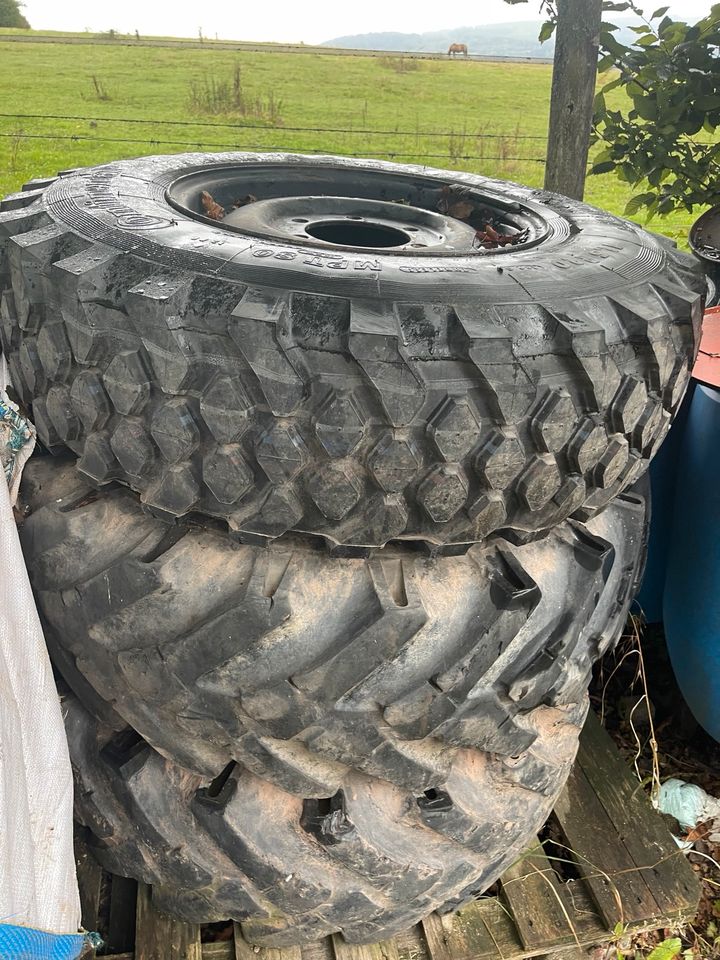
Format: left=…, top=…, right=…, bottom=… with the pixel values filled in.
left=21, top=457, right=647, bottom=795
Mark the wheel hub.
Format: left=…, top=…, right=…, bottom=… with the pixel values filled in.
left=221, top=194, right=478, bottom=251
left=166, top=161, right=549, bottom=256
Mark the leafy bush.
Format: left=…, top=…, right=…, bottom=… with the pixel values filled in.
left=506, top=0, right=720, bottom=216
left=591, top=2, right=720, bottom=216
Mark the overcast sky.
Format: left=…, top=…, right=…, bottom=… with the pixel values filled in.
left=20, top=0, right=716, bottom=45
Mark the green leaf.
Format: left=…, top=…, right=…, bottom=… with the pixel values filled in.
left=624, top=192, right=657, bottom=215
left=695, top=95, right=720, bottom=110
left=602, top=77, right=625, bottom=94
left=635, top=97, right=658, bottom=120
left=613, top=921, right=625, bottom=938
left=593, top=146, right=614, bottom=164
left=538, top=20, right=556, bottom=43
left=590, top=160, right=616, bottom=174
left=646, top=938, right=682, bottom=960
left=601, top=32, right=631, bottom=57
left=651, top=5, right=670, bottom=17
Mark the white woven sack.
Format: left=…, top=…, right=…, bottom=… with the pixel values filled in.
left=0, top=356, right=81, bottom=937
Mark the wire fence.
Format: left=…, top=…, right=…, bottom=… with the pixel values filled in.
left=0, top=43, right=702, bottom=241
left=0, top=131, right=548, bottom=164
left=0, top=108, right=701, bottom=237
left=0, top=110, right=550, bottom=165
left=0, top=111, right=549, bottom=140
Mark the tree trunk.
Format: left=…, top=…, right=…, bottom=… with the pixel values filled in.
left=544, top=0, right=603, bottom=200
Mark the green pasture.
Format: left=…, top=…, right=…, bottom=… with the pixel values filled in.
left=0, top=34, right=700, bottom=243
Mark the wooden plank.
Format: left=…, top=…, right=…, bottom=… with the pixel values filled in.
left=544, top=0, right=603, bottom=199
left=393, top=926, right=427, bottom=960
left=134, top=882, right=202, bottom=960
left=432, top=898, right=521, bottom=960
left=107, top=876, right=138, bottom=954
left=553, top=875, right=606, bottom=941
left=74, top=833, right=103, bottom=933
left=299, top=938, right=334, bottom=960
left=203, top=945, right=234, bottom=959
left=421, top=913, right=453, bottom=960
left=499, top=843, right=578, bottom=951
left=234, top=922, right=302, bottom=960
left=538, top=951, right=596, bottom=960
left=553, top=763, right=658, bottom=927
left=331, top=933, right=399, bottom=960
left=577, top=711, right=701, bottom=919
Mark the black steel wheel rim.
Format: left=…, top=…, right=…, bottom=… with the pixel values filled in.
left=165, top=161, right=550, bottom=256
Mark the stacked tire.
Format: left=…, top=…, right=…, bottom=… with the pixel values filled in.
left=3, top=154, right=705, bottom=946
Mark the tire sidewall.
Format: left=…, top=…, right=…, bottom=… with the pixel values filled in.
left=43, top=151, right=669, bottom=303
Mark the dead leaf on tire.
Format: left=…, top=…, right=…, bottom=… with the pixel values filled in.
left=447, top=200, right=476, bottom=220
left=437, top=183, right=472, bottom=214
left=231, top=194, right=257, bottom=209
left=200, top=190, right=225, bottom=221
left=473, top=224, right=529, bottom=249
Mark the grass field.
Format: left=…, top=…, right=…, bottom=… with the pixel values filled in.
left=0, top=33, right=701, bottom=244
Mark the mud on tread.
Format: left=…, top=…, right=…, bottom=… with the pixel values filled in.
left=0, top=154, right=704, bottom=550
left=20, top=456, right=647, bottom=795
left=66, top=688, right=584, bottom=945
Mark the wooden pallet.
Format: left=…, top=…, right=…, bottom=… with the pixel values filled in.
left=79, top=712, right=700, bottom=960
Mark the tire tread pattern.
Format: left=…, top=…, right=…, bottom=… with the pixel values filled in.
left=0, top=166, right=702, bottom=550
left=20, top=457, right=647, bottom=795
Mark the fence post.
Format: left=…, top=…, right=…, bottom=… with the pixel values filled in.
left=544, top=0, right=603, bottom=200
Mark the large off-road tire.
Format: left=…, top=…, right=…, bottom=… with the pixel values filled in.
left=67, top=688, right=585, bottom=945
left=20, top=455, right=647, bottom=796
left=0, top=154, right=702, bottom=551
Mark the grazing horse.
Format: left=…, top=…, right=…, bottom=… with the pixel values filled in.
left=448, top=42, right=468, bottom=57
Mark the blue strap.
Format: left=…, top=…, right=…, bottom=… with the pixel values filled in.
left=0, top=924, right=88, bottom=960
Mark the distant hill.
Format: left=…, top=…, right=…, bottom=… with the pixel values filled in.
left=322, top=19, right=643, bottom=59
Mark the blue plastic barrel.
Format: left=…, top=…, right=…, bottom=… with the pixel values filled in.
left=663, top=383, right=720, bottom=741
left=634, top=385, right=694, bottom=621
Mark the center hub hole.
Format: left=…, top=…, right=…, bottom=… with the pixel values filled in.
left=305, top=219, right=411, bottom=248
